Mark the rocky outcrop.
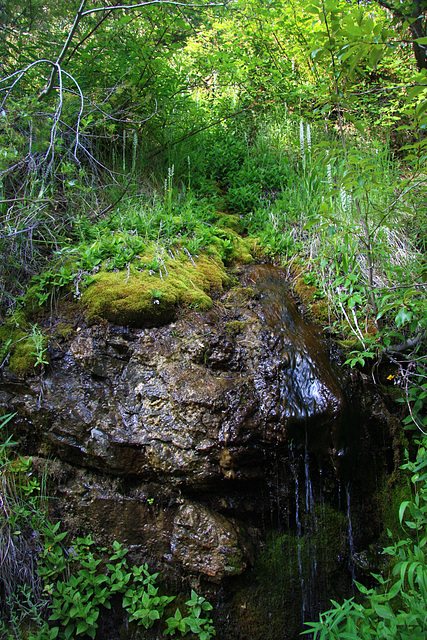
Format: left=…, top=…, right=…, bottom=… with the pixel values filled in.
left=0, top=264, right=348, bottom=583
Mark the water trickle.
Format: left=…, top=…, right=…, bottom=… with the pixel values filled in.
left=290, top=443, right=305, bottom=618
left=240, top=264, right=352, bottom=628
left=303, top=440, right=318, bottom=622
left=241, top=264, right=345, bottom=449
left=346, top=483, right=355, bottom=585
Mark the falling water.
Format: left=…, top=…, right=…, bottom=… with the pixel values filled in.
left=304, top=441, right=318, bottom=622
left=290, top=444, right=305, bottom=619
left=346, top=483, right=355, bottom=584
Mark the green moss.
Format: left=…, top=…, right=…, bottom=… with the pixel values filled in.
left=224, top=321, right=251, bottom=336
left=0, top=314, right=49, bottom=377
left=217, top=213, right=245, bottom=233
left=9, top=339, right=39, bottom=376
left=379, top=478, right=412, bottom=544
left=55, top=323, right=75, bottom=341
left=0, top=323, right=37, bottom=377
left=231, top=505, right=350, bottom=639
left=82, top=252, right=229, bottom=327
left=0, top=323, right=24, bottom=351
left=25, top=284, right=44, bottom=317
left=338, top=338, right=364, bottom=350
left=309, top=300, right=330, bottom=323
left=207, top=228, right=253, bottom=266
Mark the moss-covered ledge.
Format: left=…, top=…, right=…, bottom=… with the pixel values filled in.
left=82, top=253, right=230, bottom=327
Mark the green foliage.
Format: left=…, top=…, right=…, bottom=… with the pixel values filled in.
left=29, top=324, right=49, bottom=369
left=165, top=591, right=216, bottom=639
left=0, top=412, right=214, bottom=639
left=0, top=315, right=49, bottom=376
left=37, top=530, right=215, bottom=640
left=302, top=438, right=427, bottom=639
left=0, top=413, right=17, bottom=469
left=0, top=414, right=50, bottom=639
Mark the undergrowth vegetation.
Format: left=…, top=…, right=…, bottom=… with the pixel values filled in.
left=1, top=104, right=426, bottom=424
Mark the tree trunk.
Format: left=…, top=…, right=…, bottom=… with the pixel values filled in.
left=375, top=0, right=427, bottom=71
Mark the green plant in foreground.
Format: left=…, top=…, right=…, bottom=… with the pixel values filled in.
left=30, top=324, right=49, bottom=369
left=36, top=528, right=215, bottom=640
left=164, top=590, right=216, bottom=640
left=0, top=412, right=17, bottom=468
left=1, top=412, right=215, bottom=640
left=0, top=415, right=50, bottom=639
left=302, top=437, right=427, bottom=639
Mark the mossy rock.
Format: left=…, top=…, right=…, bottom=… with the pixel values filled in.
left=25, top=284, right=44, bottom=317
left=309, top=300, right=330, bottom=323
left=337, top=338, right=364, bottom=350
left=217, top=213, right=245, bottom=234
left=224, top=321, right=250, bottom=336
left=82, top=253, right=229, bottom=327
left=207, top=228, right=253, bottom=266
left=232, top=505, right=349, bottom=639
left=379, top=477, right=412, bottom=544
left=0, top=317, right=49, bottom=377
left=55, top=323, right=76, bottom=341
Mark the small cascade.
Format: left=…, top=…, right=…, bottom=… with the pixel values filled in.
left=290, top=438, right=321, bottom=624
left=290, top=444, right=305, bottom=619
left=9, top=259, right=392, bottom=640
left=346, top=483, right=355, bottom=585
left=303, top=441, right=318, bottom=622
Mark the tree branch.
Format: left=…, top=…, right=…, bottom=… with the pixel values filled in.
left=38, top=0, right=87, bottom=102
left=374, top=0, right=405, bottom=20
left=36, top=0, right=222, bottom=103
left=81, top=1, right=222, bottom=17
left=65, top=9, right=114, bottom=65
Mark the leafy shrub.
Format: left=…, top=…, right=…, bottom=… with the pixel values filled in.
left=29, top=526, right=216, bottom=640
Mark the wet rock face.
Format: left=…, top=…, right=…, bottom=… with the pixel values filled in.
left=4, top=265, right=345, bottom=487
left=0, top=264, right=346, bottom=582
left=171, top=502, right=251, bottom=581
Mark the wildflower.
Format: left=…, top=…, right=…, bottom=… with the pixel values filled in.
left=387, top=374, right=395, bottom=381
left=306, top=123, right=311, bottom=153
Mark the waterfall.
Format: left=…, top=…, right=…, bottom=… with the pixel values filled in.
left=290, top=444, right=305, bottom=619
left=304, top=442, right=317, bottom=622
left=346, top=483, right=355, bottom=585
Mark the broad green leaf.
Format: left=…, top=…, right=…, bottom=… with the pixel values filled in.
left=373, top=603, right=394, bottom=619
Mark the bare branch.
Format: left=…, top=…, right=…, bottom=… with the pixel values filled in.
left=383, top=331, right=425, bottom=356
left=38, top=0, right=87, bottom=102
left=33, top=0, right=222, bottom=104
left=0, top=60, right=56, bottom=108
left=65, top=9, right=114, bottom=65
